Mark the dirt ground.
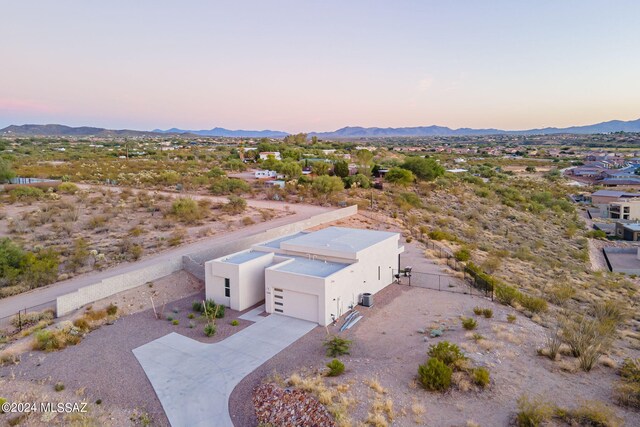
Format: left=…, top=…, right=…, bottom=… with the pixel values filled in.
left=0, top=271, right=257, bottom=427
left=231, top=282, right=639, bottom=426
left=0, top=186, right=286, bottom=283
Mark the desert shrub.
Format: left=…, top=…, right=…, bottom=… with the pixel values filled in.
left=427, top=341, right=466, bottom=366
left=585, top=230, right=607, bottom=239
left=106, top=304, right=118, bottom=316
left=0, top=352, right=20, bottom=366
left=556, top=401, right=623, bottom=427
left=170, top=198, right=203, bottom=224
left=418, top=357, right=452, bottom=391
left=326, top=359, right=345, bottom=377
left=209, top=177, right=250, bottom=195
left=192, top=301, right=203, bottom=312
left=204, top=323, right=217, bottom=337
left=482, top=308, right=493, bottom=318
left=172, top=319, right=179, bottom=325
left=592, top=300, right=627, bottom=326
left=395, top=192, right=422, bottom=209
left=33, top=330, right=63, bottom=352
left=547, top=282, right=576, bottom=306
left=507, top=314, right=517, bottom=323
left=324, top=336, right=352, bottom=357
left=223, top=195, right=247, bottom=214
left=454, top=248, right=471, bottom=262
left=242, top=216, right=255, bottom=226
left=67, top=237, right=89, bottom=272
left=462, top=317, right=477, bottom=330
left=561, top=314, right=617, bottom=371
left=518, top=294, right=548, bottom=313
left=86, top=215, right=108, bottom=229
left=428, top=229, right=456, bottom=241
left=72, top=318, right=90, bottom=331
left=84, top=309, right=107, bottom=322
left=614, top=358, right=640, bottom=408
left=54, top=382, right=65, bottom=392
left=516, top=394, right=554, bottom=427
left=0, top=397, right=6, bottom=413
left=495, top=284, right=521, bottom=305
left=473, top=306, right=483, bottom=315
left=57, top=182, right=78, bottom=194
left=544, top=325, right=563, bottom=360
left=168, top=228, right=186, bottom=246
left=10, top=187, right=44, bottom=202
left=230, top=319, right=239, bottom=326
left=472, top=367, right=490, bottom=388
left=10, top=309, right=54, bottom=328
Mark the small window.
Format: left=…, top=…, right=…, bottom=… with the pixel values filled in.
left=274, top=288, right=283, bottom=292
left=274, top=295, right=283, bottom=299
left=275, top=308, right=283, bottom=313
left=274, top=301, right=283, bottom=306
left=224, top=278, right=230, bottom=298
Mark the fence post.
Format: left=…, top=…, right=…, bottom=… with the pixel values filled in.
left=438, top=275, right=441, bottom=291
left=18, top=310, right=21, bottom=332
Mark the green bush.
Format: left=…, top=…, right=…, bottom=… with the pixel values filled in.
left=33, top=330, right=62, bottom=352
left=473, top=367, right=490, bottom=388
left=482, top=308, right=493, bottom=318
left=230, top=320, right=239, bottom=326
left=462, top=317, right=477, bottom=330
left=518, top=294, right=548, bottom=313
left=204, top=323, right=217, bottom=337
left=585, top=230, right=607, bottom=239
left=106, top=304, right=118, bottom=316
left=192, top=301, right=203, bottom=312
left=516, top=394, right=554, bottom=427
left=428, top=229, right=456, bottom=242
left=54, top=382, right=65, bottom=392
left=454, top=248, right=471, bottom=262
left=324, top=336, right=352, bottom=357
left=171, top=198, right=203, bottom=224
left=326, top=359, right=345, bottom=377
left=10, top=186, right=45, bottom=202
left=172, top=319, right=179, bottom=326
left=495, top=284, right=521, bottom=305
left=473, top=306, right=483, bottom=315
left=427, top=341, right=466, bottom=366
left=507, top=314, right=517, bottom=323
left=57, top=182, right=79, bottom=194
left=418, top=357, right=452, bottom=391
left=0, top=397, right=6, bottom=413
left=223, top=195, right=247, bottom=214
left=72, top=318, right=90, bottom=331
left=614, top=358, right=640, bottom=408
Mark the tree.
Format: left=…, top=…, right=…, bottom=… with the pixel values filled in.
left=385, top=167, right=414, bottom=186
left=355, top=150, right=374, bottom=176
left=0, top=238, right=25, bottom=286
left=0, top=158, right=16, bottom=183
left=334, top=160, right=350, bottom=178
left=312, top=175, right=344, bottom=200
left=311, top=161, right=330, bottom=176
left=401, top=157, right=444, bottom=181
left=280, top=161, right=302, bottom=180
left=261, top=155, right=282, bottom=171
left=223, top=195, right=247, bottom=214
left=283, top=133, right=307, bottom=145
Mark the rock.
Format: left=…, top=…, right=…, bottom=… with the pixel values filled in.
left=430, top=329, right=443, bottom=337
left=417, top=328, right=426, bottom=334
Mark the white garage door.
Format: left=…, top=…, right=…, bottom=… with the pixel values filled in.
left=272, top=288, right=319, bottom=324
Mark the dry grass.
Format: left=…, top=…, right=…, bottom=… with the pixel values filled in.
left=365, top=378, right=387, bottom=395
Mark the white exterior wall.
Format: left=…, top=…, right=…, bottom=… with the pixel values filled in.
left=206, top=252, right=274, bottom=311
left=265, top=263, right=329, bottom=325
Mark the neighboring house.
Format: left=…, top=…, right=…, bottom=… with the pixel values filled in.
left=608, top=199, right=640, bottom=221
left=615, top=223, right=640, bottom=241
left=259, top=151, right=281, bottom=160
left=590, top=190, right=639, bottom=205
left=205, top=227, right=404, bottom=325
left=254, top=170, right=277, bottom=179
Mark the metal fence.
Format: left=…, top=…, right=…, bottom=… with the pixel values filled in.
left=0, top=305, right=50, bottom=333
left=394, top=268, right=493, bottom=299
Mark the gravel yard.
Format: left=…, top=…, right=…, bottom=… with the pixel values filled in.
left=0, top=271, right=255, bottom=426
left=231, top=283, right=638, bottom=426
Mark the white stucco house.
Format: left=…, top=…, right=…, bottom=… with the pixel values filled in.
left=205, top=227, right=404, bottom=325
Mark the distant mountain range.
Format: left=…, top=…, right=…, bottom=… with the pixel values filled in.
left=2, top=118, right=640, bottom=138
left=153, top=127, right=288, bottom=138
left=309, top=118, right=640, bottom=138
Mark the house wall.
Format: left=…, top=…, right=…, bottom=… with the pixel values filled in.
left=608, top=201, right=640, bottom=221
left=265, top=265, right=328, bottom=324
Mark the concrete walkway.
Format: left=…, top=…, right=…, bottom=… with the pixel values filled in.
left=133, top=314, right=316, bottom=427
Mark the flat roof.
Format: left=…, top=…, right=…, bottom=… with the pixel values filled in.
left=281, top=226, right=398, bottom=254
left=222, top=250, right=270, bottom=264
left=592, top=190, right=636, bottom=197
left=258, top=232, right=309, bottom=249
left=623, top=223, right=640, bottom=231
left=272, top=257, right=351, bottom=278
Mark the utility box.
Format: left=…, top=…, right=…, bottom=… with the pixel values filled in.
left=361, top=293, right=373, bottom=307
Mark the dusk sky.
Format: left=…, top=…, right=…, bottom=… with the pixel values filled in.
left=2, top=1, right=639, bottom=133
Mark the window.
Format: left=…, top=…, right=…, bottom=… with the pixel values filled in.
left=275, top=308, right=283, bottom=313
left=378, top=266, right=381, bottom=280
left=224, top=278, right=230, bottom=298
left=275, top=301, right=283, bottom=306
left=274, top=294, right=283, bottom=299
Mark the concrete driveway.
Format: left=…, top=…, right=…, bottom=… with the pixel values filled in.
left=133, top=314, right=316, bottom=427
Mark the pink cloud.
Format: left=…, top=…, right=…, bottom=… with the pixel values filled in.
left=0, top=98, right=58, bottom=114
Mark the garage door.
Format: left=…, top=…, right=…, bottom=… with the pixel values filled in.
left=272, top=288, right=319, bottom=323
